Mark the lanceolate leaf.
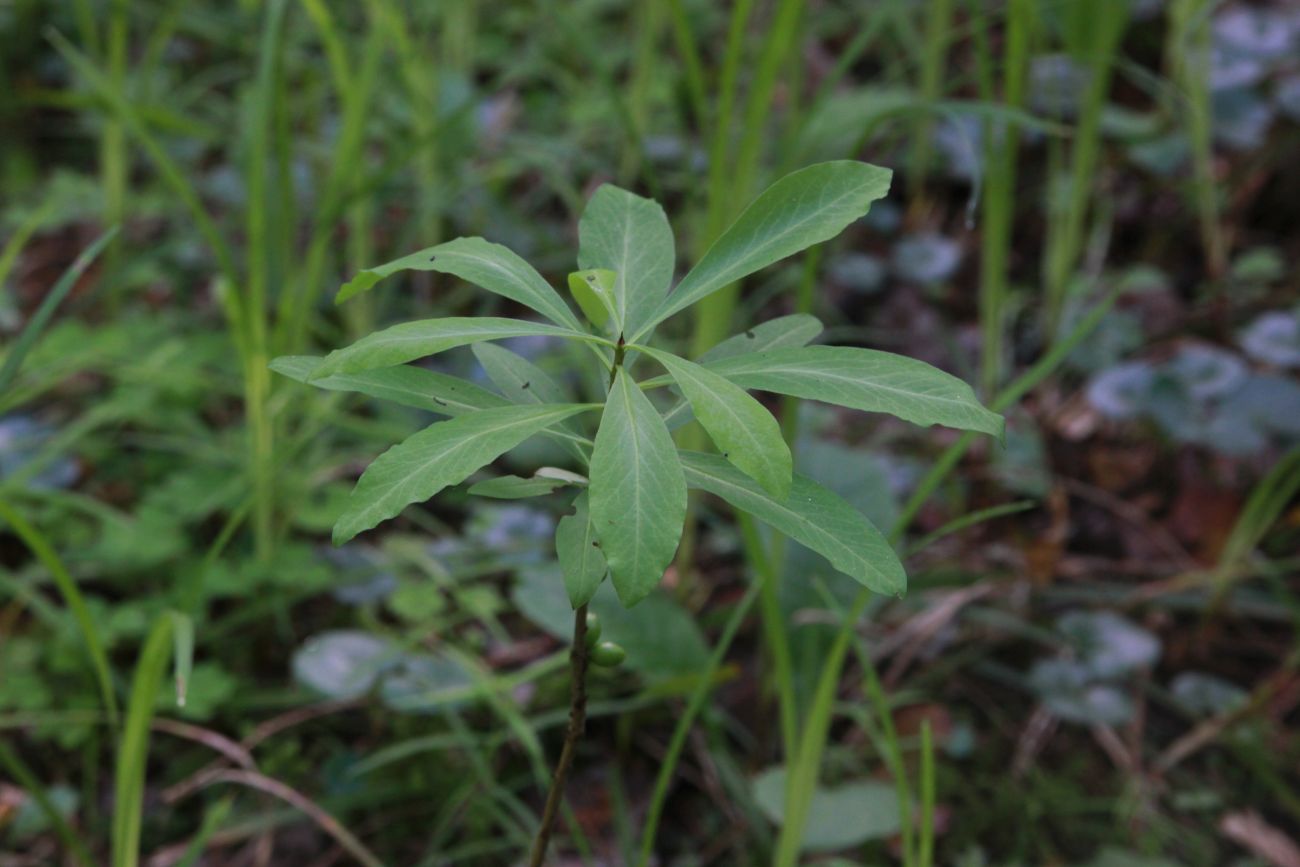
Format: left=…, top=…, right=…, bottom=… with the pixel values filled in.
left=336, top=237, right=583, bottom=331
left=680, top=451, right=905, bottom=595
left=706, top=346, right=1004, bottom=437
left=272, top=355, right=506, bottom=416
left=311, top=317, right=591, bottom=380
left=472, top=342, right=587, bottom=461
left=578, top=184, right=675, bottom=339
left=639, top=161, right=892, bottom=338
left=697, top=314, right=825, bottom=364
left=641, top=312, right=827, bottom=389
left=641, top=347, right=792, bottom=498
left=589, top=368, right=687, bottom=606
left=472, top=342, right=571, bottom=406
left=468, top=475, right=571, bottom=499
left=555, top=490, right=607, bottom=607
left=333, top=403, right=595, bottom=544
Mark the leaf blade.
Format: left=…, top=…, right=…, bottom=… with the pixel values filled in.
left=642, top=347, right=792, bottom=498
left=641, top=161, right=891, bottom=335
left=578, top=184, right=675, bottom=338
left=311, top=317, right=590, bottom=380
left=334, top=403, right=594, bottom=544
left=589, top=369, right=687, bottom=606
left=680, top=451, right=905, bottom=595
left=472, top=342, right=587, bottom=462
left=468, top=475, right=571, bottom=499
left=706, top=346, right=1004, bottom=437
left=555, top=490, right=607, bottom=607
left=272, top=355, right=506, bottom=416
left=696, top=313, right=825, bottom=364
left=336, top=237, right=582, bottom=331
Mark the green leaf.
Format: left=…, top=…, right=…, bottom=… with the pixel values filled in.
left=272, top=355, right=506, bottom=416
left=0, top=227, right=117, bottom=397
left=706, top=346, right=1004, bottom=437
left=567, top=269, right=619, bottom=331
left=680, top=451, right=905, bottom=595
left=311, top=317, right=591, bottom=380
left=639, top=161, right=892, bottom=337
left=468, top=475, right=571, bottom=499
left=471, top=342, right=571, bottom=406
left=578, top=184, right=675, bottom=338
left=641, top=347, right=792, bottom=498
left=555, top=490, right=607, bottom=607
left=589, top=369, right=687, bottom=606
left=472, top=342, right=587, bottom=461
left=335, top=237, right=582, bottom=330
left=333, top=403, right=595, bottom=544
left=697, top=314, right=825, bottom=364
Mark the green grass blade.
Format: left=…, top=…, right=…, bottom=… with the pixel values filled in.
left=172, top=796, right=235, bottom=867
left=0, top=498, right=118, bottom=724
left=0, top=227, right=117, bottom=396
left=112, top=614, right=176, bottom=867
left=46, top=30, right=239, bottom=289
left=0, top=741, right=95, bottom=867
left=636, top=582, right=760, bottom=866
left=774, top=287, right=1120, bottom=860
left=772, top=592, right=871, bottom=866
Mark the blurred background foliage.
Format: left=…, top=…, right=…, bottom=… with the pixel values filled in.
left=1, top=0, right=1299, bottom=865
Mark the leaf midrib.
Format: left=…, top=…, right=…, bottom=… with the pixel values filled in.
left=654, top=179, right=867, bottom=325
left=353, top=406, right=585, bottom=526
left=682, top=466, right=869, bottom=572
left=720, top=359, right=982, bottom=413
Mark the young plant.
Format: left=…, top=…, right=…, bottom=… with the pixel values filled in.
left=272, top=159, right=1003, bottom=862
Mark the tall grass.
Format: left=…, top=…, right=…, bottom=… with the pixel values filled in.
left=0, top=741, right=96, bottom=867
left=907, top=0, right=956, bottom=211
left=772, top=288, right=1121, bottom=856
left=51, top=0, right=395, bottom=561
left=1167, top=0, right=1226, bottom=279
left=1041, top=0, right=1129, bottom=331
left=111, top=611, right=191, bottom=867
left=688, top=0, right=808, bottom=357
left=1213, top=446, right=1300, bottom=602
left=973, top=0, right=1036, bottom=396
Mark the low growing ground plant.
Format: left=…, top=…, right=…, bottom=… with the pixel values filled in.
left=273, top=159, right=1003, bottom=861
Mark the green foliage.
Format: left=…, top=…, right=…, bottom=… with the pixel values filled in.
left=278, top=160, right=1001, bottom=607
left=332, top=403, right=597, bottom=544
left=577, top=185, right=675, bottom=338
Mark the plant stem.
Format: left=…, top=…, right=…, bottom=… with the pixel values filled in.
left=529, top=604, right=592, bottom=867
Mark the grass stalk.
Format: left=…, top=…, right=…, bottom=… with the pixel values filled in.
left=111, top=613, right=181, bottom=867
left=772, top=591, right=871, bottom=867
left=738, top=513, right=798, bottom=760
left=907, top=0, right=955, bottom=210
left=243, top=0, right=291, bottom=560
left=1212, top=446, right=1300, bottom=603
left=0, top=498, right=118, bottom=725
left=621, top=0, right=663, bottom=184
left=1167, top=0, right=1226, bottom=279
left=102, top=0, right=128, bottom=303
left=0, top=227, right=117, bottom=396
left=773, top=287, right=1119, bottom=856
left=974, top=0, right=1034, bottom=396
left=690, top=0, right=805, bottom=357
left=0, top=740, right=96, bottom=867
left=1041, top=0, right=1129, bottom=331
left=636, top=582, right=760, bottom=866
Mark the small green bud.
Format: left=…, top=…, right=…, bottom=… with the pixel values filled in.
left=584, top=612, right=602, bottom=647
left=589, top=641, right=625, bottom=667
left=567, top=269, right=618, bottom=331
